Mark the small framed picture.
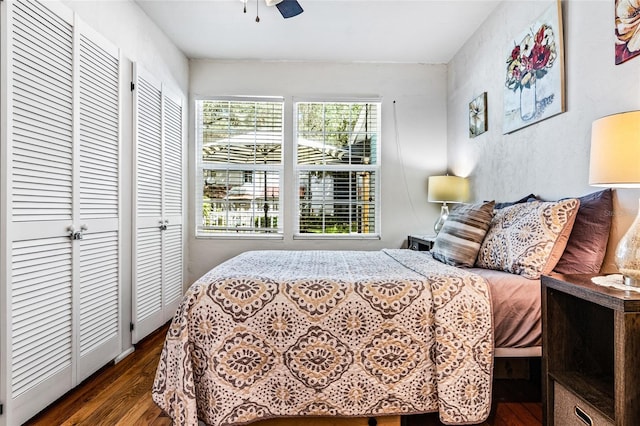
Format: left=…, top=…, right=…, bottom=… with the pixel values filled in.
left=469, top=92, right=488, bottom=138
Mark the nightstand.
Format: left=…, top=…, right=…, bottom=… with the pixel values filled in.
left=542, top=274, right=640, bottom=426
left=407, top=234, right=436, bottom=251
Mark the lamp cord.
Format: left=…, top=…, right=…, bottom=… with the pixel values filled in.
left=392, top=100, right=420, bottom=225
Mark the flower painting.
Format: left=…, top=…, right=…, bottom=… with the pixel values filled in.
left=503, top=1, right=565, bottom=134
left=615, top=0, right=640, bottom=64
left=469, top=92, right=487, bottom=138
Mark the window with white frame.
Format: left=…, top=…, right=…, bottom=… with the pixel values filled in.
left=196, top=97, right=284, bottom=235
left=295, top=100, right=380, bottom=236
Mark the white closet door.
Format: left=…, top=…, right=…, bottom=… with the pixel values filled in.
left=132, top=68, right=184, bottom=342
left=161, top=88, right=183, bottom=321
left=132, top=66, right=164, bottom=342
left=75, top=23, right=121, bottom=382
left=5, top=1, right=123, bottom=423
left=8, top=0, right=75, bottom=422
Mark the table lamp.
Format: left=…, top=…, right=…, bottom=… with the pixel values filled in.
left=589, top=111, right=640, bottom=286
left=427, top=175, right=469, bottom=234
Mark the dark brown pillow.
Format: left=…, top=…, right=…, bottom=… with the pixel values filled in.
left=494, top=193, right=540, bottom=209
left=553, top=189, right=612, bottom=274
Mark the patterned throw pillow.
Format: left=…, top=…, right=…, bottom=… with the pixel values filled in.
left=431, top=201, right=495, bottom=267
left=475, top=199, right=580, bottom=279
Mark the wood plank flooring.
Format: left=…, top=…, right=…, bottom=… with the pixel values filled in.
left=25, top=324, right=542, bottom=426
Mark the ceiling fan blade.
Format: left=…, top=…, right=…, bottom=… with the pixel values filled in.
left=276, top=0, right=303, bottom=18
left=265, top=0, right=283, bottom=6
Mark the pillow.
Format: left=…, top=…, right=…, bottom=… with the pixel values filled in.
left=475, top=199, right=580, bottom=279
left=431, top=201, right=495, bottom=267
left=494, top=193, right=540, bottom=209
left=553, top=189, right=612, bottom=274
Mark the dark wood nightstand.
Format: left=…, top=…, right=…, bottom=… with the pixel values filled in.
left=542, top=274, right=640, bottom=426
left=407, top=234, right=436, bottom=251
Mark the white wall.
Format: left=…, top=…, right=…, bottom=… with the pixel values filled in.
left=188, top=60, right=448, bottom=283
left=447, top=0, right=640, bottom=272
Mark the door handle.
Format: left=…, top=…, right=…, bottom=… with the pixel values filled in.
left=67, top=224, right=88, bottom=240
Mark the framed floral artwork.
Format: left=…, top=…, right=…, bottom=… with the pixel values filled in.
left=469, top=92, right=487, bottom=138
left=615, top=0, right=640, bottom=65
left=503, top=0, right=565, bottom=134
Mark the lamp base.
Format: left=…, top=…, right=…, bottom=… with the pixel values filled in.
left=615, top=198, right=640, bottom=288
left=433, top=204, right=449, bottom=234
left=622, top=275, right=640, bottom=287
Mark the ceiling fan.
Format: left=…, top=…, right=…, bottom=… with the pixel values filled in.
left=243, top=0, right=303, bottom=21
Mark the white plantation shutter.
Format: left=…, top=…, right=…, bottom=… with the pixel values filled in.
left=135, top=227, right=163, bottom=322
left=76, top=24, right=120, bottom=382
left=10, top=237, right=73, bottom=399
left=133, top=67, right=164, bottom=342
left=132, top=67, right=184, bottom=343
left=3, top=1, right=122, bottom=423
left=11, top=0, right=73, bottom=222
left=163, top=94, right=183, bottom=218
left=8, top=1, right=76, bottom=422
left=136, top=74, right=163, bottom=218
left=162, top=90, right=184, bottom=315
left=163, top=224, right=183, bottom=307
left=78, top=232, right=119, bottom=355
left=78, top=33, right=120, bottom=220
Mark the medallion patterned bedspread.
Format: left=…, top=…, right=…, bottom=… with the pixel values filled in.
left=152, top=249, right=494, bottom=425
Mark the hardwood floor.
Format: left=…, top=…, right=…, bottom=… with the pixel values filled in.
left=25, top=324, right=542, bottom=426
left=24, top=324, right=172, bottom=426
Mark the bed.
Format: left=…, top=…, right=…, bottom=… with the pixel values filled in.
left=152, top=190, right=613, bottom=426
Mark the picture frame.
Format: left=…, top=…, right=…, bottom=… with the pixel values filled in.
left=469, top=92, right=488, bottom=138
left=615, top=0, right=640, bottom=65
left=503, top=0, right=565, bottom=134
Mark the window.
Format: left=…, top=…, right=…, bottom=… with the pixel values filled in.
left=197, top=97, right=284, bottom=235
left=295, top=101, right=380, bottom=236
left=196, top=97, right=380, bottom=238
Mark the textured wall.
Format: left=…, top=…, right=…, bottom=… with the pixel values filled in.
left=188, top=60, right=448, bottom=282
left=447, top=0, right=640, bottom=272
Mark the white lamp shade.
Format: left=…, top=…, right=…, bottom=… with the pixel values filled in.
left=589, top=111, right=640, bottom=188
left=427, top=175, right=469, bottom=203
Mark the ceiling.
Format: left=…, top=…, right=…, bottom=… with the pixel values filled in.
left=134, top=0, right=501, bottom=63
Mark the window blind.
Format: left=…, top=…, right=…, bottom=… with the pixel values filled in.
left=295, top=101, right=380, bottom=236
left=197, top=98, right=284, bottom=235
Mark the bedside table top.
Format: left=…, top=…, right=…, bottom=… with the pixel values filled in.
left=542, top=273, right=640, bottom=312
left=409, top=234, right=437, bottom=242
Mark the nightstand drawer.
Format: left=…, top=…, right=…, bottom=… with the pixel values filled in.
left=408, top=240, right=423, bottom=251
left=407, top=235, right=435, bottom=251
left=554, top=382, right=613, bottom=426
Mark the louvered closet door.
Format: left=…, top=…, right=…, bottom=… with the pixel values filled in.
left=132, top=67, right=184, bottom=343
left=161, top=88, right=184, bottom=322
left=75, top=22, right=121, bottom=383
left=132, top=66, right=164, bottom=343
left=8, top=0, right=75, bottom=422
left=5, top=1, right=122, bottom=423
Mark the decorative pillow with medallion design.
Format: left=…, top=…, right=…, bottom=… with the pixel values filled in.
left=475, top=199, right=580, bottom=279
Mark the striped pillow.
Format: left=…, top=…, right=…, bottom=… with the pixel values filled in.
left=431, top=201, right=495, bottom=267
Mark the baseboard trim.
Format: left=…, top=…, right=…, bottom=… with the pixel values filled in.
left=114, top=346, right=135, bottom=364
